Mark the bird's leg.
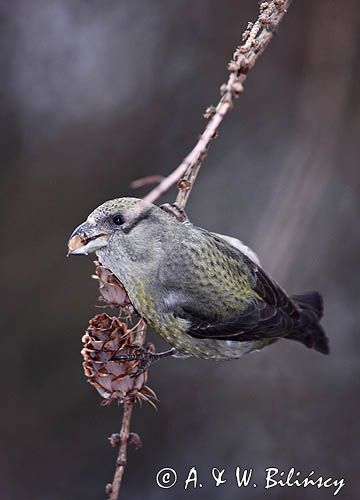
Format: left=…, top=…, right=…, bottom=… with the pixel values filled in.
left=113, top=346, right=178, bottom=377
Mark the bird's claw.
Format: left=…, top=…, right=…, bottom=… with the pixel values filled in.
left=113, top=345, right=177, bottom=377
left=160, top=203, right=189, bottom=223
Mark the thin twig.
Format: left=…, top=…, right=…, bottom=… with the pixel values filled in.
left=130, top=175, right=165, bottom=189
left=108, top=401, right=134, bottom=500
left=141, top=0, right=292, bottom=209
left=106, top=318, right=147, bottom=500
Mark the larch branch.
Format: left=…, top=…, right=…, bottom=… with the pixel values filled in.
left=142, top=0, right=293, bottom=210
left=108, top=401, right=134, bottom=500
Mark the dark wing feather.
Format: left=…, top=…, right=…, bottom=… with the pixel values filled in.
left=173, top=232, right=300, bottom=342
left=178, top=298, right=261, bottom=339
left=245, top=255, right=300, bottom=321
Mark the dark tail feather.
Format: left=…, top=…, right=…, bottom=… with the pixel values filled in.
left=289, top=323, right=330, bottom=355
left=291, top=291, right=323, bottom=319
left=287, top=291, right=329, bottom=355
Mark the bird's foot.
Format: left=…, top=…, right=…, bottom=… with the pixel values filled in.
left=160, top=203, right=189, bottom=223
left=114, top=345, right=177, bottom=377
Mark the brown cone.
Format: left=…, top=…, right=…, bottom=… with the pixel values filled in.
left=81, top=313, right=157, bottom=407
left=92, top=261, right=133, bottom=311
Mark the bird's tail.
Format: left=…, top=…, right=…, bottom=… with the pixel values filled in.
left=286, top=291, right=329, bottom=355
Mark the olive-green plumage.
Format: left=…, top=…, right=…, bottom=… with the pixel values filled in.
left=68, top=198, right=329, bottom=360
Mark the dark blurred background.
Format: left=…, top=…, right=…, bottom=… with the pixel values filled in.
left=1, top=1, right=359, bottom=499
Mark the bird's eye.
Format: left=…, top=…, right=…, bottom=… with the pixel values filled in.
left=112, top=214, right=124, bottom=226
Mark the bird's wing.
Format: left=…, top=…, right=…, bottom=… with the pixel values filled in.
left=246, top=255, right=300, bottom=321
left=211, top=232, right=261, bottom=265
left=172, top=231, right=300, bottom=341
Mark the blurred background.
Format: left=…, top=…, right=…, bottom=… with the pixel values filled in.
left=1, top=0, right=359, bottom=499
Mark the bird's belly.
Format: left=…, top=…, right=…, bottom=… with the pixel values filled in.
left=173, top=336, right=261, bottom=360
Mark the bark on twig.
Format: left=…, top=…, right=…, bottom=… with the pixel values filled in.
left=107, top=401, right=134, bottom=500
left=142, top=0, right=293, bottom=209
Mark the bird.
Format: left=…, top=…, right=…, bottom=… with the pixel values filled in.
left=68, top=197, right=329, bottom=366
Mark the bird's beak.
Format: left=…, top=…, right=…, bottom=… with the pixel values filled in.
left=67, top=221, right=110, bottom=256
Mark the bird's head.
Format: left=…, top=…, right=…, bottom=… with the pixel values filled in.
left=67, top=197, right=180, bottom=268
